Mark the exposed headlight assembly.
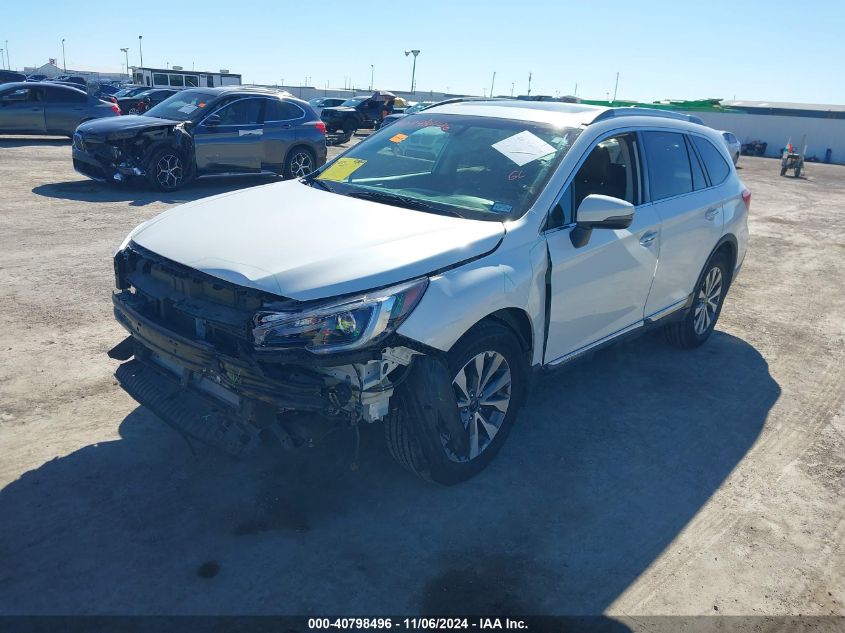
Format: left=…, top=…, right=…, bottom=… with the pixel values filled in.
left=252, top=278, right=428, bottom=354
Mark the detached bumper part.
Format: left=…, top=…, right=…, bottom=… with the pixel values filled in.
left=115, top=359, right=262, bottom=456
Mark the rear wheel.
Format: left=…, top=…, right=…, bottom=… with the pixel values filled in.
left=385, top=322, right=526, bottom=484
left=283, top=147, right=315, bottom=179
left=664, top=254, right=729, bottom=348
left=342, top=118, right=358, bottom=136
left=146, top=147, right=188, bottom=192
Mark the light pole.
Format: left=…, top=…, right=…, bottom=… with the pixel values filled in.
left=369, top=64, right=374, bottom=91
left=0, top=49, right=4, bottom=71
left=527, top=71, right=532, bottom=97
left=404, top=49, right=420, bottom=94
left=490, top=71, right=496, bottom=98
left=120, top=48, right=129, bottom=78
left=61, top=39, right=66, bottom=71
left=5, top=40, right=9, bottom=70
left=511, top=82, right=514, bottom=97
left=138, top=35, right=143, bottom=68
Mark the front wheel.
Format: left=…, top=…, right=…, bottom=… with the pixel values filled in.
left=664, top=254, right=729, bottom=348
left=385, top=322, right=527, bottom=484
left=146, top=148, right=188, bottom=192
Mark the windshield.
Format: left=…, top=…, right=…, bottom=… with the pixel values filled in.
left=311, top=113, right=580, bottom=221
left=144, top=90, right=216, bottom=121
left=340, top=98, right=365, bottom=107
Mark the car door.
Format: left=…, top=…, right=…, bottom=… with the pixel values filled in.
left=193, top=97, right=266, bottom=172
left=262, top=98, right=307, bottom=170
left=44, top=85, right=88, bottom=135
left=543, top=132, right=662, bottom=364
left=0, top=86, right=45, bottom=133
left=640, top=130, right=724, bottom=318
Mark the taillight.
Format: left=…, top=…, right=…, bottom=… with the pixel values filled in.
left=315, top=121, right=327, bottom=135
left=741, top=188, right=751, bottom=211
left=111, top=103, right=121, bottom=115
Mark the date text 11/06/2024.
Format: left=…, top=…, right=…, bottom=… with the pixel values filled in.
left=308, top=618, right=529, bottom=630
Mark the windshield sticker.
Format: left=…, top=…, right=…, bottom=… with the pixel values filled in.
left=492, top=130, right=556, bottom=167
left=178, top=104, right=198, bottom=114
left=317, top=157, right=367, bottom=182
left=389, top=133, right=408, bottom=144
left=491, top=202, right=513, bottom=213
left=410, top=119, right=451, bottom=132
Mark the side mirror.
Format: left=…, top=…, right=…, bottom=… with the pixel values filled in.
left=570, top=194, right=634, bottom=248
left=203, top=113, right=221, bottom=127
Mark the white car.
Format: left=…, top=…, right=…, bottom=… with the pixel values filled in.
left=110, top=100, right=750, bottom=484
left=720, top=130, right=741, bottom=165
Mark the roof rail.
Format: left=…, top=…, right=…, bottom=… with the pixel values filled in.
left=592, top=107, right=704, bottom=125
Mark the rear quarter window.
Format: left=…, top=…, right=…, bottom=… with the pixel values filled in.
left=691, top=135, right=731, bottom=185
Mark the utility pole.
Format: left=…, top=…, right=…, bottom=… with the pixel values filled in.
left=138, top=35, right=143, bottom=68
left=490, top=71, right=496, bottom=98
left=5, top=40, right=9, bottom=70
left=369, top=64, right=374, bottom=91
left=612, top=71, right=619, bottom=102
left=405, top=49, right=420, bottom=94
left=0, top=49, right=4, bottom=71
left=511, top=82, right=514, bottom=97
left=61, top=39, right=66, bottom=71
left=574, top=83, right=578, bottom=97
left=120, top=48, right=129, bottom=78
left=527, top=72, right=532, bottom=96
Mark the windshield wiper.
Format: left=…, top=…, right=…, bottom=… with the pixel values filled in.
left=303, top=176, right=334, bottom=192
left=346, top=190, right=462, bottom=217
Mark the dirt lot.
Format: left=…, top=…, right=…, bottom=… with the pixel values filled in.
left=0, top=137, right=843, bottom=619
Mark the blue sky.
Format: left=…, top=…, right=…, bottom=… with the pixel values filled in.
left=3, top=0, right=843, bottom=103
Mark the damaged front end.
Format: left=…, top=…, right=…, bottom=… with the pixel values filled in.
left=73, top=122, right=192, bottom=183
left=110, top=243, right=428, bottom=457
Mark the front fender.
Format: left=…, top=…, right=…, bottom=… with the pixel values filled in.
left=397, top=237, right=547, bottom=366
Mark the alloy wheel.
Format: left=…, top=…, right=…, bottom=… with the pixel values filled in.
left=155, top=153, right=183, bottom=189
left=445, top=351, right=512, bottom=462
left=289, top=151, right=314, bottom=178
left=694, top=266, right=723, bottom=335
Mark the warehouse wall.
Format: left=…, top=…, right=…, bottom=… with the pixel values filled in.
left=695, top=111, right=845, bottom=164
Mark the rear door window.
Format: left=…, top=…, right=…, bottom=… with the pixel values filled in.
left=46, top=86, right=86, bottom=103
left=265, top=99, right=304, bottom=121
left=642, top=131, right=693, bottom=201
left=691, top=135, right=731, bottom=185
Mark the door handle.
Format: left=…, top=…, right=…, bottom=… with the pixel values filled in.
left=639, top=231, right=658, bottom=247
left=705, top=207, right=720, bottom=221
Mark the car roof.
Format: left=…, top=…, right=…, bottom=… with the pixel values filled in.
left=1, top=81, right=87, bottom=95
left=425, top=98, right=706, bottom=128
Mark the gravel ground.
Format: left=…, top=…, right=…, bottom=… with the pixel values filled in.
left=0, top=137, right=843, bottom=620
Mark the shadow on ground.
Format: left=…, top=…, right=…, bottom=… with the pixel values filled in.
left=32, top=175, right=280, bottom=207
left=0, top=331, right=779, bottom=615
left=0, top=136, right=72, bottom=148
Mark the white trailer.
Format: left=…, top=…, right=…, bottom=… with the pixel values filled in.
left=130, top=67, right=242, bottom=90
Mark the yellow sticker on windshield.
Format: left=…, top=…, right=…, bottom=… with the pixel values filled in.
left=317, top=157, right=367, bottom=182
left=389, top=133, right=408, bottom=143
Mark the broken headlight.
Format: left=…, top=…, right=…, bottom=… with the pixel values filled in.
left=252, top=278, right=428, bottom=354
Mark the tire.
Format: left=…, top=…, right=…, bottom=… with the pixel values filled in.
left=146, top=147, right=188, bottom=192
left=385, top=321, right=527, bottom=484
left=664, top=253, right=729, bottom=349
left=794, top=164, right=802, bottom=178
left=282, top=147, right=315, bottom=179
left=342, top=118, right=358, bottom=135
left=780, top=165, right=788, bottom=176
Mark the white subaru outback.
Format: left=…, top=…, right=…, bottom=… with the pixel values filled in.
left=110, top=100, right=749, bottom=484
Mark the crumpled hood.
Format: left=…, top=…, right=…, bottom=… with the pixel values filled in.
left=77, top=115, right=179, bottom=139
left=130, top=180, right=505, bottom=301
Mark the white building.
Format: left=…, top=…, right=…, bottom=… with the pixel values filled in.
left=22, top=61, right=127, bottom=83
left=694, top=101, right=845, bottom=164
